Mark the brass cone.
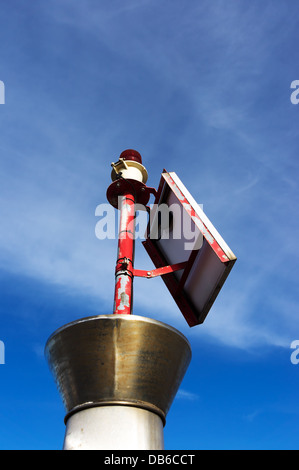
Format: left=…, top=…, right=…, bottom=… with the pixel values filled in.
left=45, top=314, right=192, bottom=424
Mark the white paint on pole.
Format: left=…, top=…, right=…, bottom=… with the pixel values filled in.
left=63, top=406, right=164, bottom=450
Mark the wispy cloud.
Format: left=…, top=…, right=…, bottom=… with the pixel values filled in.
left=177, top=389, right=199, bottom=401
left=243, top=409, right=261, bottom=423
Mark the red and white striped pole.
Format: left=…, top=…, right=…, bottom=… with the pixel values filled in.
left=109, top=149, right=148, bottom=316
left=113, top=190, right=135, bottom=314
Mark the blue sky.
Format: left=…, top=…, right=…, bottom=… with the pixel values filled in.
left=0, top=0, right=299, bottom=450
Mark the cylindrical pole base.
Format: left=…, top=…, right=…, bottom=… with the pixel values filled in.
left=63, top=405, right=164, bottom=450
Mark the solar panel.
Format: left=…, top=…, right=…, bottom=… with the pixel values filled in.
left=143, top=171, right=237, bottom=327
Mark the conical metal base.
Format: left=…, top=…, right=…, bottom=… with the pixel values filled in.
left=45, top=314, right=192, bottom=449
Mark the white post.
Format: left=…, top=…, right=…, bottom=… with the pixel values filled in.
left=63, top=406, right=164, bottom=450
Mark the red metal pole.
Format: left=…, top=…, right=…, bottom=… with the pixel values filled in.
left=113, top=192, right=135, bottom=315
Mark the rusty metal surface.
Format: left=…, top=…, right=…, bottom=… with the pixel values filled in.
left=113, top=194, right=135, bottom=315
left=45, top=314, right=192, bottom=424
